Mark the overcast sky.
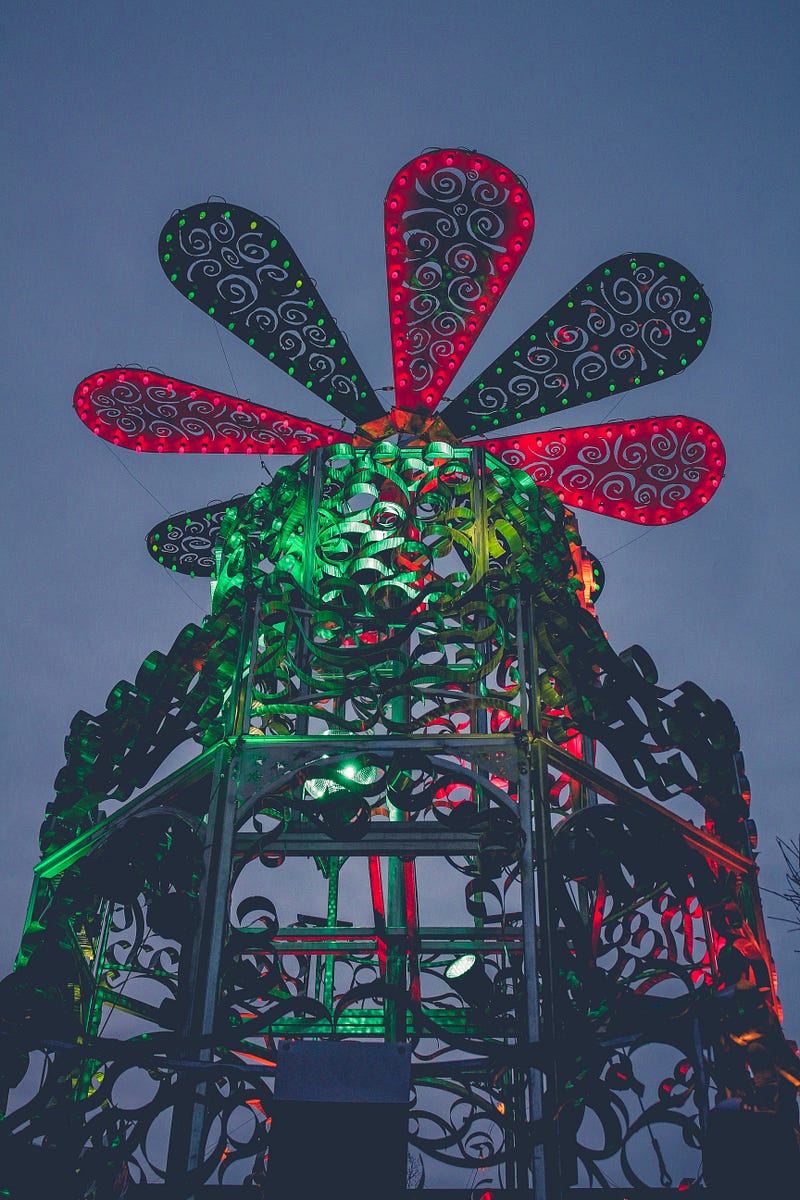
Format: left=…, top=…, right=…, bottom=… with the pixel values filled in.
left=1, top=1, right=798, bottom=1041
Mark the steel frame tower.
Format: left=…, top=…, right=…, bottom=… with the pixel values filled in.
left=2, top=148, right=798, bottom=1198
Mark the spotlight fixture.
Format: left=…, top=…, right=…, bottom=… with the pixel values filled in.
left=445, top=953, right=493, bottom=1010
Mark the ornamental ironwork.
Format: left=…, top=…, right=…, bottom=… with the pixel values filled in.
left=1, top=149, right=798, bottom=1199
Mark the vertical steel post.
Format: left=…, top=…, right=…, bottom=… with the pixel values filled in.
left=385, top=447, right=414, bottom=1045
left=527, top=595, right=564, bottom=1197
left=166, top=577, right=260, bottom=1195
left=75, top=899, right=112, bottom=1102
left=385, top=713, right=409, bottom=1043
left=323, top=856, right=341, bottom=1014
left=471, top=445, right=490, bottom=741
left=514, top=590, right=547, bottom=1197
left=294, top=447, right=322, bottom=742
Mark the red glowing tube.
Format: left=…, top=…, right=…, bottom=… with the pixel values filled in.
left=368, top=856, right=388, bottom=977
left=73, top=369, right=349, bottom=455
left=385, top=149, right=534, bottom=415
left=483, top=415, right=726, bottom=525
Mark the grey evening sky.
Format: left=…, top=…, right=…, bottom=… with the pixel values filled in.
left=1, top=2, right=798, bottom=1044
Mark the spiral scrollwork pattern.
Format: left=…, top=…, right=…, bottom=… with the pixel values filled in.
left=75, top=368, right=347, bottom=455
left=2, top=446, right=790, bottom=1195
left=159, top=202, right=384, bottom=425
left=486, top=414, right=725, bottom=524
left=385, top=149, right=534, bottom=413
left=7, top=143, right=793, bottom=1193
left=146, top=494, right=251, bottom=576
left=445, top=252, right=712, bottom=436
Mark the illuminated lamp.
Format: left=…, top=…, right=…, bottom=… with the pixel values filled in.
left=445, top=953, right=493, bottom=1010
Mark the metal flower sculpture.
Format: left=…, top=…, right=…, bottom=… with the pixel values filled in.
left=3, top=149, right=797, bottom=1199
left=74, top=148, right=724, bottom=573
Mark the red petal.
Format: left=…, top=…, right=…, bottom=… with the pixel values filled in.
left=483, top=416, right=726, bottom=524
left=385, top=149, right=533, bottom=416
left=73, top=369, right=349, bottom=455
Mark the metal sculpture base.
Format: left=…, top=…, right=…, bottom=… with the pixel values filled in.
left=1, top=444, right=795, bottom=1198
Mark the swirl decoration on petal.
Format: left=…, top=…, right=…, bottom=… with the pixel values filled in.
left=385, top=150, right=534, bottom=415
left=147, top=495, right=251, bottom=577
left=485, top=415, right=726, bottom=525
left=444, top=252, right=712, bottom=436
left=74, top=369, right=349, bottom=455
left=159, top=202, right=384, bottom=426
